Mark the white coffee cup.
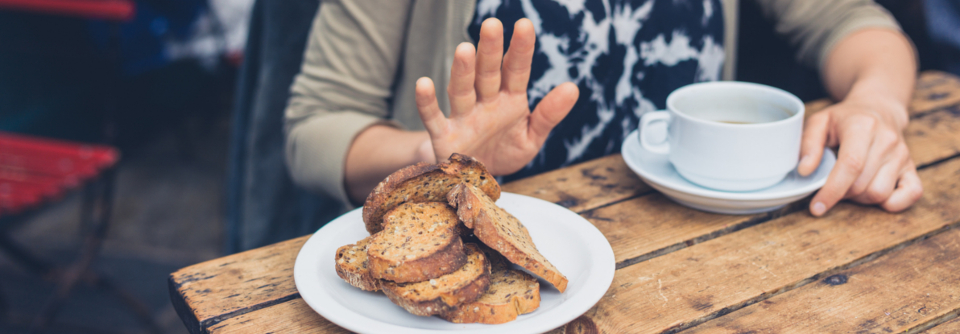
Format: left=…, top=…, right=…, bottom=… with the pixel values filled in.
left=639, top=81, right=805, bottom=192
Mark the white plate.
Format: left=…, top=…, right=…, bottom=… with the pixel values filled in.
left=621, top=129, right=835, bottom=214
left=294, top=192, right=615, bottom=334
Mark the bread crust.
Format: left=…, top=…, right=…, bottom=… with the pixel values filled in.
left=381, top=243, right=492, bottom=316
left=362, top=153, right=500, bottom=235
left=448, top=183, right=569, bottom=293
left=439, top=245, right=540, bottom=323
left=334, top=237, right=380, bottom=291
left=438, top=268, right=540, bottom=324
left=367, top=203, right=466, bottom=283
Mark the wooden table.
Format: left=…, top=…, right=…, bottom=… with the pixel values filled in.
left=170, top=71, right=960, bottom=334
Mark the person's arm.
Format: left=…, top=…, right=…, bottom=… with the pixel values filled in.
left=797, top=28, right=922, bottom=216
left=755, top=0, right=923, bottom=215
left=285, top=0, right=416, bottom=207
left=344, top=126, right=433, bottom=204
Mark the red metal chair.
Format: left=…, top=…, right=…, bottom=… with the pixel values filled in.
left=0, top=0, right=134, bottom=21
left=0, top=132, right=159, bottom=333
left=0, top=1, right=158, bottom=332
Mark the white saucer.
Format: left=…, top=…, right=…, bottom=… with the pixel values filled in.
left=621, top=129, right=836, bottom=214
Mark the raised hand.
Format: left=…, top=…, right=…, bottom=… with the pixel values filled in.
left=414, top=18, right=579, bottom=175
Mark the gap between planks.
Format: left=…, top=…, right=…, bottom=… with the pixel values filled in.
left=213, top=108, right=959, bottom=333
left=581, top=156, right=960, bottom=334
left=612, top=148, right=960, bottom=271
left=607, top=104, right=960, bottom=271
left=922, top=314, right=960, bottom=334
left=683, top=228, right=960, bottom=334
left=190, top=72, right=960, bottom=333
left=668, top=220, right=960, bottom=334
left=529, top=85, right=960, bottom=271
left=587, top=108, right=960, bottom=332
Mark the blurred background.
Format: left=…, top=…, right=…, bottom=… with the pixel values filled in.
left=0, top=0, right=956, bottom=333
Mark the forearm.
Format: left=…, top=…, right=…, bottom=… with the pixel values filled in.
left=344, top=125, right=434, bottom=205
left=821, top=28, right=916, bottom=128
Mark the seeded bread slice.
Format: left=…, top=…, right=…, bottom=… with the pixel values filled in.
left=334, top=236, right=380, bottom=291
left=367, top=202, right=466, bottom=283
left=381, top=243, right=491, bottom=316
left=362, top=153, right=500, bottom=234
left=439, top=247, right=540, bottom=324
left=439, top=267, right=540, bottom=323
left=447, top=183, right=569, bottom=293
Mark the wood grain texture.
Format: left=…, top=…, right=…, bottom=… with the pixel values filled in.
left=582, top=194, right=792, bottom=265
left=501, top=154, right=650, bottom=213
left=169, top=236, right=308, bottom=332
left=208, top=298, right=351, bottom=334
left=911, top=71, right=960, bottom=117
left=576, top=157, right=960, bottom=333
left=583, top=104, right=960, bottom=267
left=907, top=107, right=960, bottom=166
left=169, top=71, right=960, bottom=334
left=924, top=316, right=960, bottom=334
left=685, top=228, right=960, bottom=334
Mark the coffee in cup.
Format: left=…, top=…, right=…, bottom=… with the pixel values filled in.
left=639, top=81, right=805, bottom=192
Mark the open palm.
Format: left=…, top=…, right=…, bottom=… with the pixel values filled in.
left=415, top=18, right=579, bottom=176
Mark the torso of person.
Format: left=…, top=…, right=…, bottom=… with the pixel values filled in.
left=469, top=0, right=725, bottom=181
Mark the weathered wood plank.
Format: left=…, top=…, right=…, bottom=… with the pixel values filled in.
left=208, top=298, right=351, bottom=334
left=169, top=236, right=308, bottom=332
left=190, top=101, right=960, bottom=334
left=907, top=107, right=960, bottom=166
left=187, top=151, right=960, bottom=334
left=924, top=316, right=960, bottom=334
left=575, top=156, right=960, bottom=333
left=911, top=71, right=960, bottom=116
left=170, top=71, right=960, bottom=333
left=685, top=228, right=960, bottom=334
left=502, top=154, right=650, bottom=213
left=582, top=194, right=790, bottom=265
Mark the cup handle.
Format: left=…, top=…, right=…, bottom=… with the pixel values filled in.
left=639, top=110, right=671, bottom=155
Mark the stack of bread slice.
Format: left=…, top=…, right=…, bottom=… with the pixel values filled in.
left=334, top=153, right=568, bottom=324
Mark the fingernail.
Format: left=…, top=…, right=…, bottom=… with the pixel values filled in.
left=798, top=155, right=810, bottom=168
left=812, top=202, right=826, bottom=216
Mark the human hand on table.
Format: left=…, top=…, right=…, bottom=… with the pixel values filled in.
left=797, top=95, right=923, bottom=216
left=414, top=18, right=579, bottom=175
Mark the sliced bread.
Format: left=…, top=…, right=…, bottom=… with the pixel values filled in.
left=447, top=183, right=569, bottom=293
left=334, top=236, right=380, bottom=291
left=439, top=267, right=540, bottom=323
left=439, top=248, right=540, bottom=324
left=381, top=243, right=491, bottom=316
left=367, top=202, right=466, bottom=283
left=362, top=153, right=500, bottom=234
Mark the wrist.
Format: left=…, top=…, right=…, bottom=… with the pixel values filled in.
left=843, top=85, right=910, bottom=130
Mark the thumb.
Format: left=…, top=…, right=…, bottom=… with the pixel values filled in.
left=529, top=82, right=579, bottom=142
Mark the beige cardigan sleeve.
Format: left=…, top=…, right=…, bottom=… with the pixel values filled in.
left=284, top=0, right=413, bottom=205
left=753, top=0, right=903, bottom=70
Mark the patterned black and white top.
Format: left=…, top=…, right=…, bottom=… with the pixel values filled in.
left=469, top=0, right=725, bottom=181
